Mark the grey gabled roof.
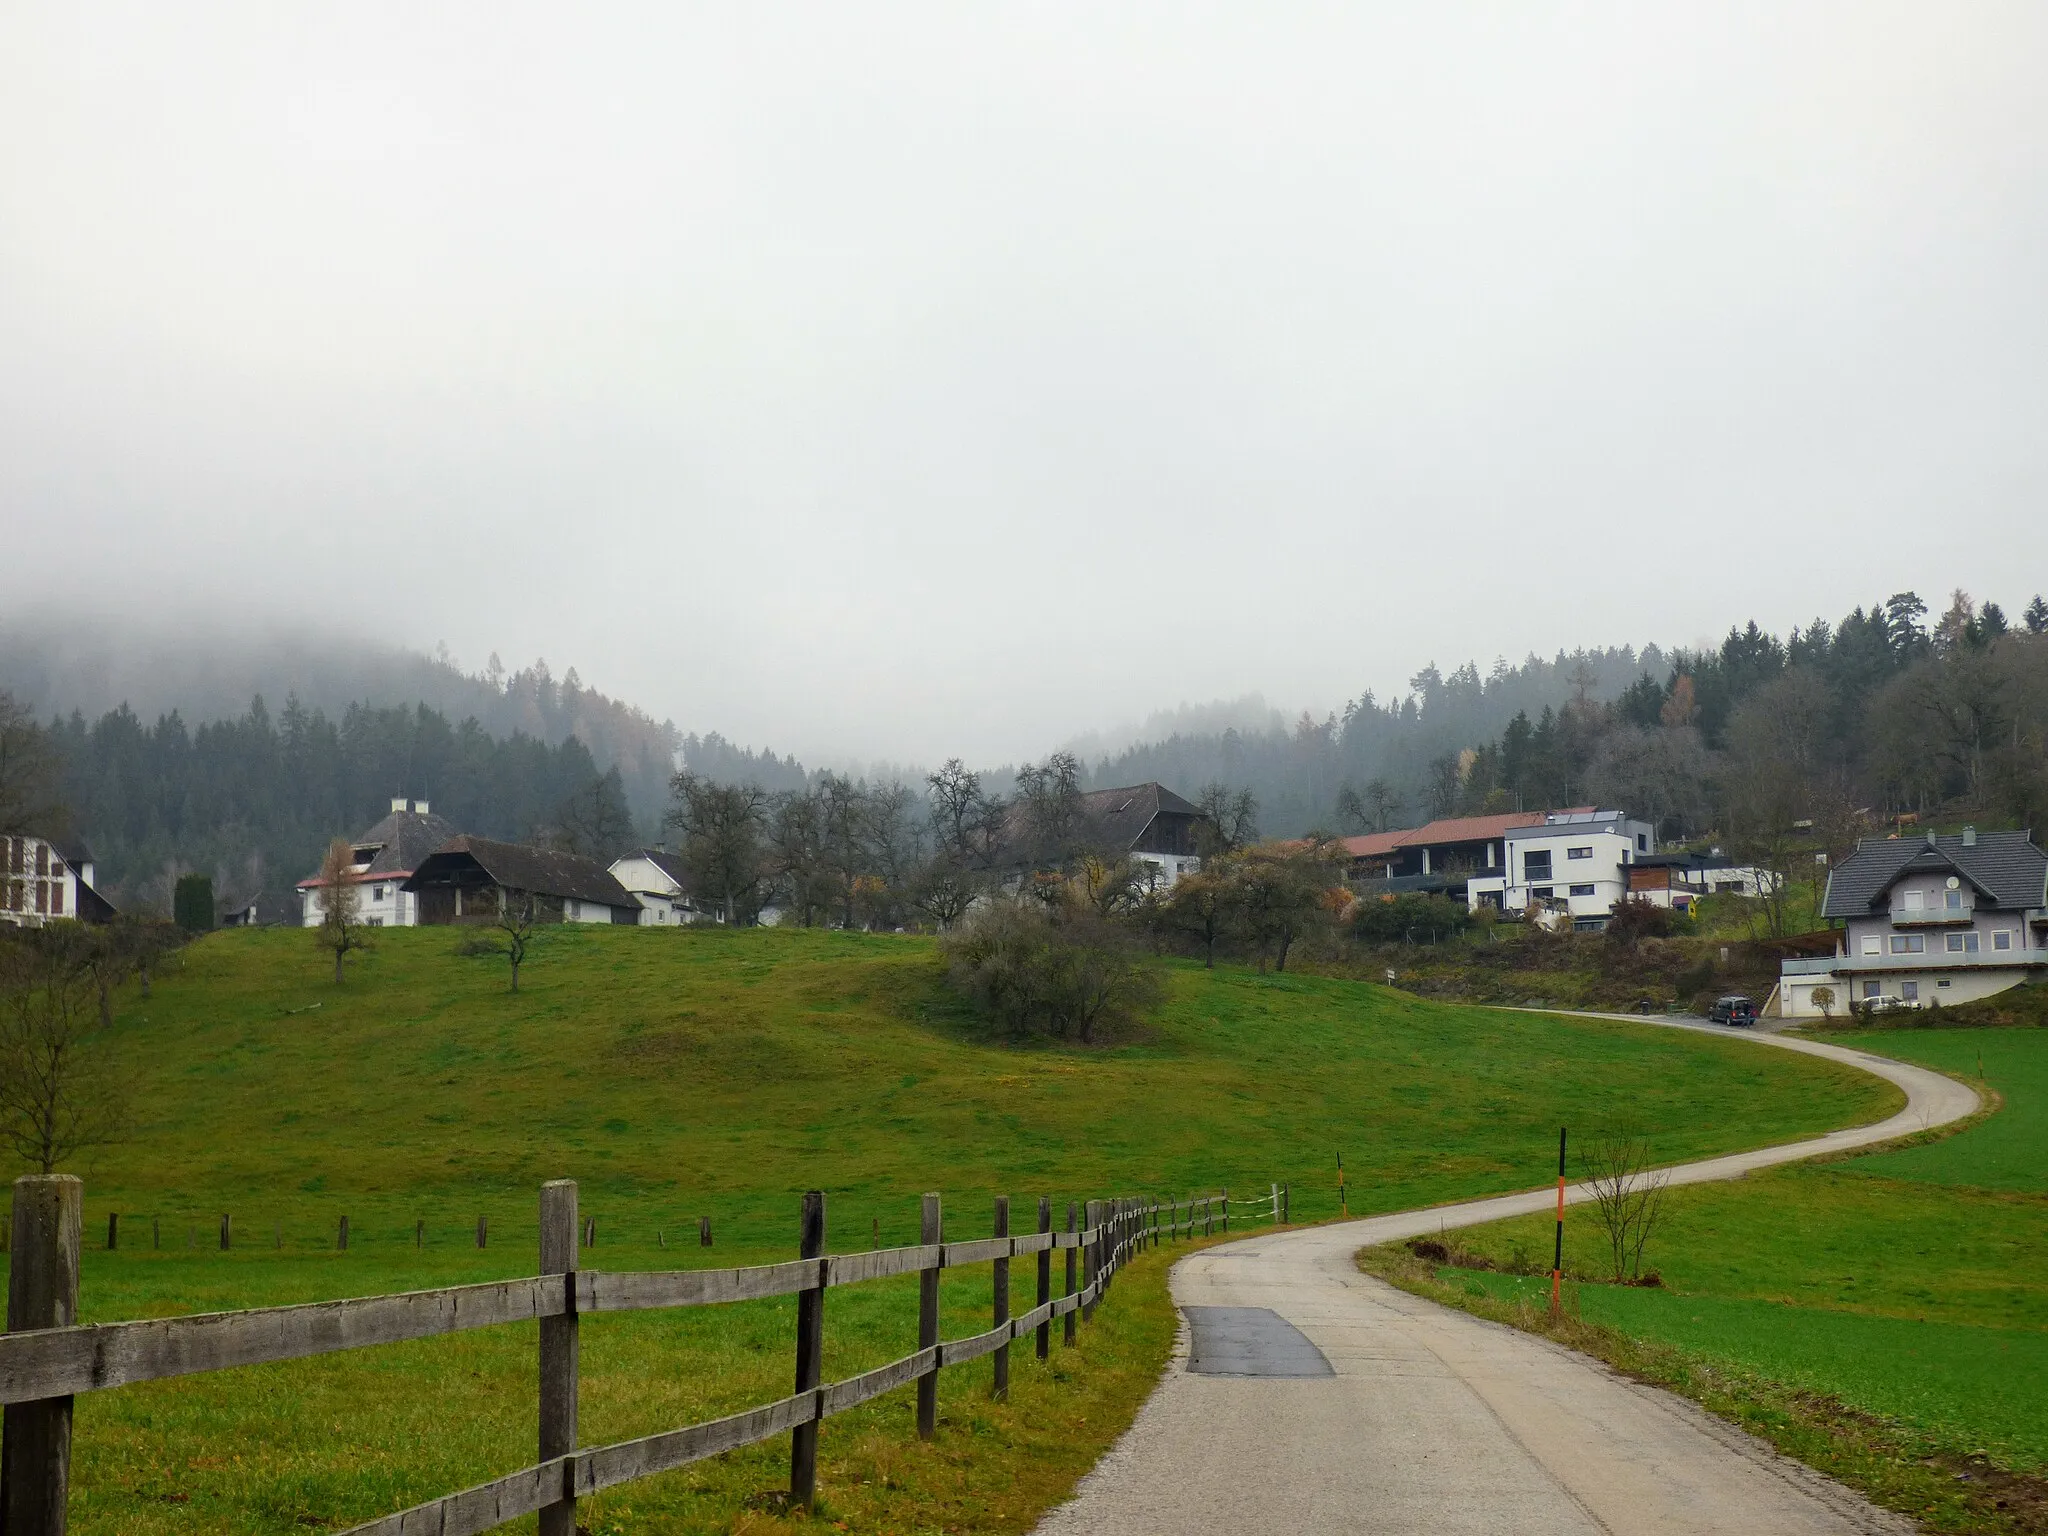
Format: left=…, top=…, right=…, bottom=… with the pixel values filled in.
left=1822, top=831, right=2048, bottom=918
left=1078, top=782, right=1203, bottom=853
left=299, top=807, right=460, bottom=885
left=404, top=836, right=640, bottom=911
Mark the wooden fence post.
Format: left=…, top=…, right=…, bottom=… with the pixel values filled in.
left=991, top=1196, right=1010, bottom=1399
left=1062, top=1202, right=1077, bottom=1346
left=916, top=1192, right=941, bottom=1441
left=105, top=1213, right=116, bottom=1252
left=698, top=1216, right=711, bottom=1248
left=1204, top=1197, right=1212, bottom=1239
left=337, top=1216, right=348, bottom=1252
left=790, top=1191, right=825, bottom=1509
left=3, top=1174, right=82, bottom=1536
left=477, top=1214, right=488, bottom=1249
left=220, top=1213, right=231, bottom=1251
left=1081, top=1201, right=1100, bottom=1323
left=1035, top=1196, right=1051, bottom=1362
left=538, top=1180, right=578, bottom=1536
left=415, top=1219, right=423, bottom=1250
left=151, top=1216, right=158, bottom=1250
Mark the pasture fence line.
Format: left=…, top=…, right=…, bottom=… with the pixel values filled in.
left=0, top=1173, right=1293, bottom=1535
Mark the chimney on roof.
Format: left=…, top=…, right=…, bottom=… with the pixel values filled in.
left=391, top=796, right=407, bottom=814
left=1927, top=830, right=1938, bottom=847
left=413, top=799, right=430, bottom=816
left=1963, top=825, right=1976, bottom=847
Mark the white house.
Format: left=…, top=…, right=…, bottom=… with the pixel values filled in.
left=1777, top=828, right=2048, bottom=1018
left=0, top=835, right=114, bottom=928
left=1465, top=809, right=1655, bottom=931
left=608, top=848, right=705, bottom=925
left=1624, top=850, right=1783, bottom=912
left=298, top=799, right=458, bottom=928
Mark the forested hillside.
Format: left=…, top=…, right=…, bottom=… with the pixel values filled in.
left=0, top=626, right=679, bottom=820
left=39, top=698, right=642, bottom=916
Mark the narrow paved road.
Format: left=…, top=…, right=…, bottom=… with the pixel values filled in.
left=1037, top=1024, right=1977, bottom=1535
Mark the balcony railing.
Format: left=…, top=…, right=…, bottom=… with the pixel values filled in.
left=1781, top=949, right=2048, bottom=976
left=1888, top=908, right=1975, bottom=927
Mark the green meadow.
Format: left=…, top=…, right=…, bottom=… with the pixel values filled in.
left=28, top=925, right=1894, bottom=1533
left=1365, top=1025, right=2048, bottom=1532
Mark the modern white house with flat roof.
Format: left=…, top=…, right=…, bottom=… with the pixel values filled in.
left=1465, top=809, right=1655, bottom=931
left=1776, top=827, right=2048, bottom=1018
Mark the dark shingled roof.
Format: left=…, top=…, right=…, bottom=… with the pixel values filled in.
left=1822, top=831, right=2048, bottom=918
left=1077, top=782, right=1203, bottom=852
left=404, top=836, right=641, bottom=911
left=297, top=807, right=460, bottom=886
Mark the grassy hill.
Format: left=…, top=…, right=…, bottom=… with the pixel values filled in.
left=42, top=925, right=1898, bottom=1535
left=80, top=925, right=1893, bottom=1253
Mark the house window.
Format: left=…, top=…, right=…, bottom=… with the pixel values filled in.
left=1938, top=979, right=1952, bottom=988
left=1901, top=890, right=1924, bottom=911
left=1531, top=886, right=1554, bottom=901
left=1995, top=930, right=2014, bottom=951
left=1944, top=932, right=1980, bottom=954
left=373, top=884, right=387, bottom=902
left=1860, top=935, right=1880, bottom=956
left=1901, top=981, right=1919, bottom=1002
left=1570, top=883, right=1596, bottom=897
left=1523, top=850, right=1553, bottom=880
left=1863, top=980, right=1881, bottom=999
left=1637, top=833, right=1648, bottom=851
left=1889, top=934, right=1925, bottom=954
left=1567, top=847, right=1593, bottom=860
left=1945, top=889, right=1965, bottom=911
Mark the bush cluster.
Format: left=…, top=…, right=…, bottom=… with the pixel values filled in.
left=940, top=900, right=1165, bottom=1045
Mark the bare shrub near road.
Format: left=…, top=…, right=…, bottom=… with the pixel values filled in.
left=1579, top=1131, right=1669, bottom=1282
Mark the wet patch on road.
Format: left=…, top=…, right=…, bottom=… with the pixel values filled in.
left=1183, top=1306, right=1335, bottom=1377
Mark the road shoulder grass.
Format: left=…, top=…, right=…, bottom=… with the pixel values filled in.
left=1356, top=1024, right=2048, bottom=1536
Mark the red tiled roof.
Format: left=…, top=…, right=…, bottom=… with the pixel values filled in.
left=1338, top=809, right=1585, bottom=861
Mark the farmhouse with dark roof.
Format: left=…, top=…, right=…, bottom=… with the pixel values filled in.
left=1777, top=827, right=2048, bottom=1017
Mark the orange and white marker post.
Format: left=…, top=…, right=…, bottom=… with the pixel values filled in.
left=1550, top=1127, right=1567, bottom=1317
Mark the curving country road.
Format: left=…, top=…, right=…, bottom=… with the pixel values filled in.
left=1037, top=1021, right=1978, bottom=1535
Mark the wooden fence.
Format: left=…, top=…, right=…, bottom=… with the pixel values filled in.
left=0, top=1175, right=1280, bottom=1535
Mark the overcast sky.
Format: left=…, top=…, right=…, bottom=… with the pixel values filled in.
left=5, top=3, right=2045, bottom=763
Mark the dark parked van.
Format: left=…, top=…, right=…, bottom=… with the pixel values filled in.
left=1707, top=995, right=1758, bottom=1026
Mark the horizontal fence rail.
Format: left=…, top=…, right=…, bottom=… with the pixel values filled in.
left=0, top=1174, right=1287, bottom=1536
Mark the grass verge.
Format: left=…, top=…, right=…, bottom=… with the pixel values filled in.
left=1357, top=1024, right=2048, bottom=1534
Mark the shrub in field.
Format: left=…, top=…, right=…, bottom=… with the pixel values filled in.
left=941, top=899, right=1164, bottom=1043
left=1603, top=895, right=1681, bottom=946
left=1351, top=892, right=1470, bottom=945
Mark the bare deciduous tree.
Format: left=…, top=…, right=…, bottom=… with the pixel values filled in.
left=460, top=890, right=540, bottom=992
left=1194, top=783, right=1259, bottom=856
left=314, top=837, right=372, bottom=983
left=0, top=927, right=131, bottom=1172
left=665, top=773, right=769, bottom=923
left=1578, top=1131, right=1669, bottom=1283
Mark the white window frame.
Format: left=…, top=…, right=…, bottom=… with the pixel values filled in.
left=1994, top=929, right=2014, bottom=951
left=1900, top=980, right=1919, bottom=1002
left=1567, top=846, right=1593, bottom=860
left=1902, top=889, right=1924, bottom=911
left=1861, top=934, right=1881, bottom=956
left=1569, top=883, right=1596, bottom=897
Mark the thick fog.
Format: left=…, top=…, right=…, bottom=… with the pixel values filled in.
left=4, top=3, right=2044, bottom=761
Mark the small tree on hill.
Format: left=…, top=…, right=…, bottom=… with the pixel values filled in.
left=460, top=890, right=540, bottom=992
left=0, top=926, right=132, bottom=1173
left=1811, top=984, right=1836, bottom=1022
left=314, top=838, right=371, bottom=984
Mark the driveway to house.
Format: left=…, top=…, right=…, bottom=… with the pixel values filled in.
left=1036, top=1021, right=1976, bottom=1536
